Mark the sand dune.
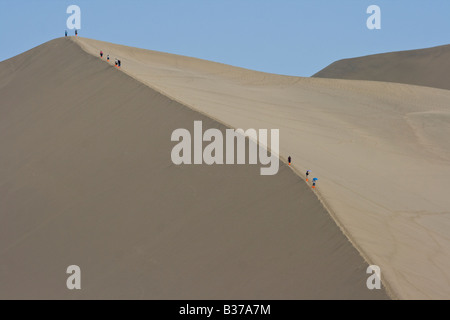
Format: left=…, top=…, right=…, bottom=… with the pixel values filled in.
left=313, top=44, right=450, bottom=90
left=0, top=38, right=387, bottom=299
left=74, top=37, right=450, bottom=299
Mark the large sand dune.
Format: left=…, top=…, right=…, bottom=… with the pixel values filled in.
left=0, top=38, right=387, bottom=299
left=74, top=37, right=450, bottom=299
left=313, top=44, right=450, bottom=90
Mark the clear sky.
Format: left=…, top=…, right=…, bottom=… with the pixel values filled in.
left=1, top=0, right=449, bottom=76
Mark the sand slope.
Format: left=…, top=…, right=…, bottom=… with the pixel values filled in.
left=313, top=44, right=450, bottom=90
left=74, top=37, right=450, bottom=299
left=0, top=38, right=387, bottom=299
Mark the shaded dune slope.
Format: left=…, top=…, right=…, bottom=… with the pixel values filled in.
left=313, top=44, right=450, bottom=90
left=0, top=38, right=387, bottom=299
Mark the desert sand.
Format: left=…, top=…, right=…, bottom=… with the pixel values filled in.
left=0, top=38, right=387, bottom=299
left=313, top=44, right=450, bottom=90
left=74, top=37, right=450, bottom=299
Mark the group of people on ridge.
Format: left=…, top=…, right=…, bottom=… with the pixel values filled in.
left=287, top=156, right=318, bottom=189
left=100, top=50, right=121, bottom=68
left=64, top=30, right=78, bottom=37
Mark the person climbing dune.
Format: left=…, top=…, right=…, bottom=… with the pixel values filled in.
left=288, top=156, right=291, bottom=165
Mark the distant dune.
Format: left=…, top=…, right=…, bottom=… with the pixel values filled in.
left=0, top=38, right=387, bottom=299
left=313, top=44, right=450, bottom=90
left=73, top=37, right=450, bottom=299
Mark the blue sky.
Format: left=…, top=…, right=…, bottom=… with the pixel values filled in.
left=1, top=0, right=449, bottom=76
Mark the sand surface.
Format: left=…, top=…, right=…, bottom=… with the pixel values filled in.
left=74, top=37, right=450, bottom=299
left=313, top=44, right=450, bottom=91
left=0, top=38, right=387, bottom=299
